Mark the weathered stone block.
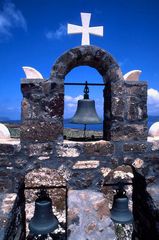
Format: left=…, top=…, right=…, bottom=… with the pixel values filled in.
left=47, top=94, right=64, bottom=117
left=72, top=160, right=99, bottom=169
left=15, top=158, right=28, bottom=169
left=25, top=168, right=66, bottom=187
left=0, top=156, right=12, bottom=167
left=105, top=66, right=123, bottom=82
left=21, top=98, right=31, bottom=120
left=21, top=80, right=43, bottom=98
left=71, top=169, right=100, bottom=188
left=124, top=81, right=147, bottom=98
left=28, top=142, right=54, bottom=157
left=58, top=50, right=77, bottom=69
left=22, top=95, right=64, bottom=121
left=21, top=121, right=63, bottom=142
left=84, top=141, right=114, bottom=156
left=110, top=122, right=148, bottom=141
left=124, top=124, right=148, bottom=140
left=56, top=142, right=80, bottom=158
left=111, top=80, right=125, bottom=96
left=0, top=178, right=13, bottom=192
left=123, top=142, right=148, bottom=153
left=43, top=80, right=64, bottom=95
left=0, top=144, right=16, bottom=155
left=126, top=96, right=147, bottom=121
left=111, top=97, right=125, bottom=119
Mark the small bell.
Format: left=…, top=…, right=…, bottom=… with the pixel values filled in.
left=29, top=188, right=59, bottom=235
left=110, top=188, right=133, bottom=224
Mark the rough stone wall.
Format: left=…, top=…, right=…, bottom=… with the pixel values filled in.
left=127, top=140, right=159, bottom=240
left=0, top=141, right=21, bottom=193
left=0, top=45, right=158, bottom=239
left=0, top=185, right=25, bottom=240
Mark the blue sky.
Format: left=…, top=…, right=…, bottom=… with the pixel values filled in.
left=0, top=0, right=159, bottom=119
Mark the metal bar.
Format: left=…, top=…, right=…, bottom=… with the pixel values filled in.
left=64, top=82, right=106, bottom=86
left=103, top=182, right=133, bottom=187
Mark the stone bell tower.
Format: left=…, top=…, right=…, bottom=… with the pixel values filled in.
left=1, top=11, right=159, bottom=240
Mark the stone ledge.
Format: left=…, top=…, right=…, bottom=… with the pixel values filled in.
left=72, top=160, right=100, bottom=169
left=57, top=140, right=114, bottom=158
left=0, top=139, right=20, bottom=145
left=21, top=121, right=62, bottom=142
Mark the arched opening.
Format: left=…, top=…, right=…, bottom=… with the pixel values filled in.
left=101, top=164, right=134, bottom=239
left=64, top=66, right=103, bottom=140
left=24, top=168, right=67, bottom=239
left=51, top=45, right=124, bottom=141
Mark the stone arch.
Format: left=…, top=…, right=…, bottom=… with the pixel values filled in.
left=50, top=45, right=124, bottom=140
left=51, top=45, right=123, bottom=82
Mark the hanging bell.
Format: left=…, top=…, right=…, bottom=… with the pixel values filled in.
left=29, top=188, right=59, bottom=235
left=70, top=81, right=102, bottom=125
left=110, top=189, right=133, bottom=224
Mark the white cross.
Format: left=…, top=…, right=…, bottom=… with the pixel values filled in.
left=67, top=12, right=104, bottom=45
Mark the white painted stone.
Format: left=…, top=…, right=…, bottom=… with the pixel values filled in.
left=0, top=123, right=10, bottom=139
left=123, top=70, right=142, bottom=81
left=67, top=12, right=103, bottom=45
left=22, top=66, right=43, bottom=79
left=149, top=122, right=159, bottom=137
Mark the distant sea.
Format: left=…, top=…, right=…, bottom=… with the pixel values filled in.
left=64, top=116, right=159, bottom=131
left=0, top=116, right=158, bottom=131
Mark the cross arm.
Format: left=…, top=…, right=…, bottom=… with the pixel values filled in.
left=89, top=26, right=104, bottom=36
left=67, top=24, right=83, bottom=34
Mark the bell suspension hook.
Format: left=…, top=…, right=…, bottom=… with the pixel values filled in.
left=84, top=81, right=89, bottom=99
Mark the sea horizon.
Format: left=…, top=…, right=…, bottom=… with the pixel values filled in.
left=0, top=115, right=158, bottom=131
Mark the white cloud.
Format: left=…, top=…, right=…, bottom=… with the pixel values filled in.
left=148, top=88, right=159, bottom=115
left=45, top=24, right=67, bottom=40
left=0, top=1, right=27, bottom=39
left=67, top=103, right=76, bottom=108
left=64, top=95, right=83, bottom=118
left=65, top=95, right=83, bottom=103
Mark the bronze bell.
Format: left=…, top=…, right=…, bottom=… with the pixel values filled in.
left=70, top=81, right=102, bottom=136
left=110, top=188, right=133, bottom=224
left=29, top=188, right=59, bottom=235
